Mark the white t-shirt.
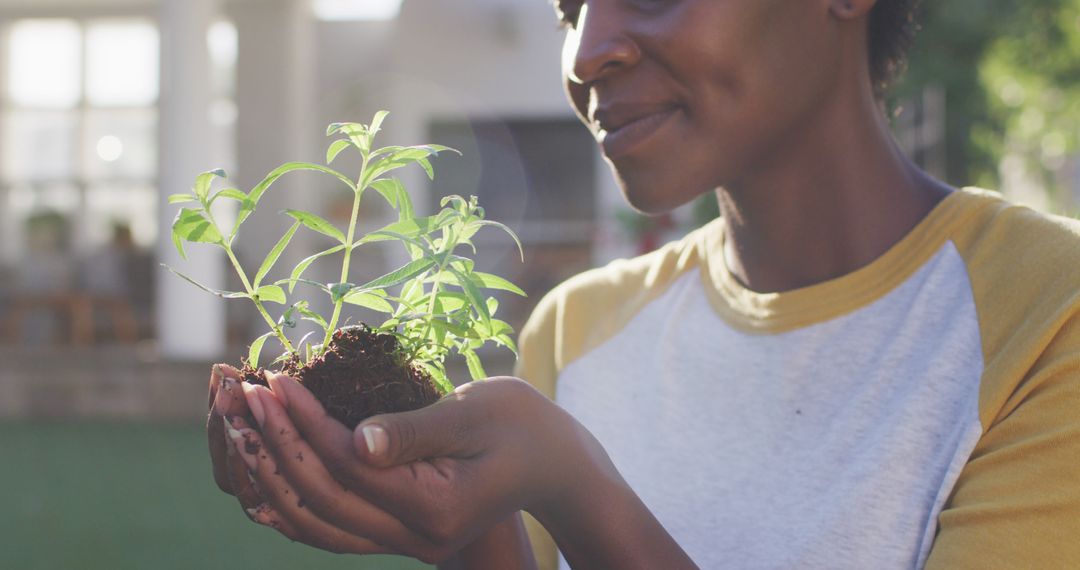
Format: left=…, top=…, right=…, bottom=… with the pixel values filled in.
left=516, top=188, right=1080, bottom=570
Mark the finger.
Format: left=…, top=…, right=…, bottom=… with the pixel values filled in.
left=267, top=373, right=360, bottom=473
left=224, top=415, right=267, bottom=509
left=208, top=363, right=243, bottom=410
left=231, top=414, right=393, bottom=555
left=208, top=364, right=246, bottom=494
left=356, top=391, right=481, bottom=469
left=253, top=382, right=442, bottom=556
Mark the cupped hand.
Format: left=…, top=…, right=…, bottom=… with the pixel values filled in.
left=239, top=374, right=609, bottom=564
left=210, top=364, right=434, bottom=556
left=206, top=364, right=262, bottom=508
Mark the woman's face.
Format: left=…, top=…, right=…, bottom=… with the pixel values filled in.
left=557, top=0, right=848, bottom=213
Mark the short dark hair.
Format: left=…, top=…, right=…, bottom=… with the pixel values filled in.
left=868, top=0, right=920, bottom=96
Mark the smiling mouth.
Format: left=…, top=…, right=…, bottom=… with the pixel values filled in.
left=595, top=107, right=680, bottom=158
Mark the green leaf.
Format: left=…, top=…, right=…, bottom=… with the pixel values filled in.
left=489, top=318, right=514, bottom=336
left=434, top=317, right=473, bottom=338
left=295, top=303, right=329, bottom=331
left=209, top=188, right=248, bottom=206
left=462, top=348, right=488, bottom=381
left=494, top=333, right=518, bottom=356
left=417, top=361, right=454, bottom=394
left=284, top=209, right=346, bottom=244
left=344, top=291, right=395, bottom=313
left=248, top=331, right=275, bottom=368
left=441, top=194, right=468, bottom=210
left=449, top=266, right=491, bottom=328
left=255, top=285, right=287, bottom=305
left=288, top=245, right=345, bottom=294
left=447, top=255, right=475, bottom=274
left=369, top=110, right=389, bottom=138
left=274, top=277, right=330, bottom=295
left=363, top=146, right=444, bottom=188
left=326, top=139, right=351, bottom=165
left=162, top=265, right=249, bottom=299
left=430, top=291, right=468, bottom=312
left=471, top=272, right=526, bottom=296
left=417, top=157, right=434, bottom=180
left=370, top=178, right=414, bottom=221
left=254, top=221, right=301, bottom=288
left=358, top=258, right=436, bottom=290
left=474, top=220, right=524, bottom=262
left=370, top=178, right=399, bottom=208
left=193, top=169, right=226, bottom=203
left=358, top=215, right=452, bottom=245
left=168, top=193, right=196, bottom=204
left=486, top=297, right=499, bottom=316
left=360, top=230, right=431, bottom=256
left=329, top=282, right=355, bottom=304
left=171, top=230, right=186, bottom=260
left=172, top=208, right=223, bottom=245
left=248, top=162, right=357, bottom=210
left=279, top=302, right=302, bottom=329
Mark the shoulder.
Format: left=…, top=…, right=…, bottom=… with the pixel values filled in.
left=953, top=187, right=1080, bottom=272
left=946, top=188, right=1080, bottom=421
left=930, top=190, right=1080, bottom=568
left=949, top=188, right=1080, bottom=343
left=514, top=221, right=711, bottom=395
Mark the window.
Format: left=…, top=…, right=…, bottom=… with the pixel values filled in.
left=1, top=18, right=160, bottom=259
left=0, top=16, right=237, bottom=345
left=428, top=118, right=597, bottom=330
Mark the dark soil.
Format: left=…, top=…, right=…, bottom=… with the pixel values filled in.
left=241, top=325, right=442, bottom=430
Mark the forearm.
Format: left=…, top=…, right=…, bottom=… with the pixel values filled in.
left=530, top=469, right=697, bottom=570
left=438, top=513, right=538, bottom=570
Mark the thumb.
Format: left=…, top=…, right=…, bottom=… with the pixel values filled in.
left=356, top=397, right=476, bottom=468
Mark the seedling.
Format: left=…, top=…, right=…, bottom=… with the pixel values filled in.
left=166, top=111, right=524, bottom=424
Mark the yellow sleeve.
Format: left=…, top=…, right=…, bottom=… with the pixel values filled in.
left=929, top=196, right=1080, bottom=567
left=513, top=286, right=561, bottom=570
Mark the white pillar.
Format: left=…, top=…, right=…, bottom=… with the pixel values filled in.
left=228, top=0, right=316, bottom=341
left=157, top=0, right=226, bottom=359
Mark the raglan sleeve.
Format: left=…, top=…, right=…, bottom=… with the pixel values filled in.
left=512, top=287, right=563, bottom=570
left=925, top=201, right=1080, bottom=568
left=924, top=302, right=1080, bottom=567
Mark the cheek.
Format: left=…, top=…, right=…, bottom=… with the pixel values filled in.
left=561, top=34, right=590, bottom=124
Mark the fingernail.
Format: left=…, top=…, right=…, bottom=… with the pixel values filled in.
left=214, top=378, right=236, bottom=416
left=361, top=424, right=387, bottom=456
left=264, top=372, right=290, bottom=408
left=228, top=427, right=259, bottom=472
left=242, top=382, right=265, bottom=426
left=223, top=417, right=237, bottom=457
left=245, top=507, right=257, bottom=519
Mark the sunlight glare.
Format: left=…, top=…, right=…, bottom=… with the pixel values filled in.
left=8, top=20, right=81, bottom=108
left=313, top=0, right=404, bottom=21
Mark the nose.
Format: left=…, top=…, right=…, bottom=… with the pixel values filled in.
left=564, top=3, right=641, bottom=86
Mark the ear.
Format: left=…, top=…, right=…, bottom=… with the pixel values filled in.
left=828, top=0, right=876, bottom=20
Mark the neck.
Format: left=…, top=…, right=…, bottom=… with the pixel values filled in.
left=716, top=84, right=951, bottom=294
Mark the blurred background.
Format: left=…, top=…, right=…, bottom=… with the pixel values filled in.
left=1, top=0, right=1079, bottom=568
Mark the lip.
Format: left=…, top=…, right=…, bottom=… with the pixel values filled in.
left=594, top=104, right=680, bottom=158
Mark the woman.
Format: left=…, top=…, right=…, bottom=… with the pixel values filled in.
left=208, top=0, right=1080, bottom=568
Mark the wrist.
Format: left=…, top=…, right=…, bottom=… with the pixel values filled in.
left=526, top=424, right=697, bottom=569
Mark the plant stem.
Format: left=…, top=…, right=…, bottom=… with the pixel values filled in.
left=205, top=205, right=297, bottom=355
left=223, top=245, right=297, bottom=355
left=415, top=259, right=446, bottom=360
left=320, top=153, right=369, bottom=352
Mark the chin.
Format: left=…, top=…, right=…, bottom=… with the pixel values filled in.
left=613, top=167, right=711, bottom=215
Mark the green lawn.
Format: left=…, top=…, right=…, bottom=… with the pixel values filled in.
left=0, top=421, right=431, bottom=570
